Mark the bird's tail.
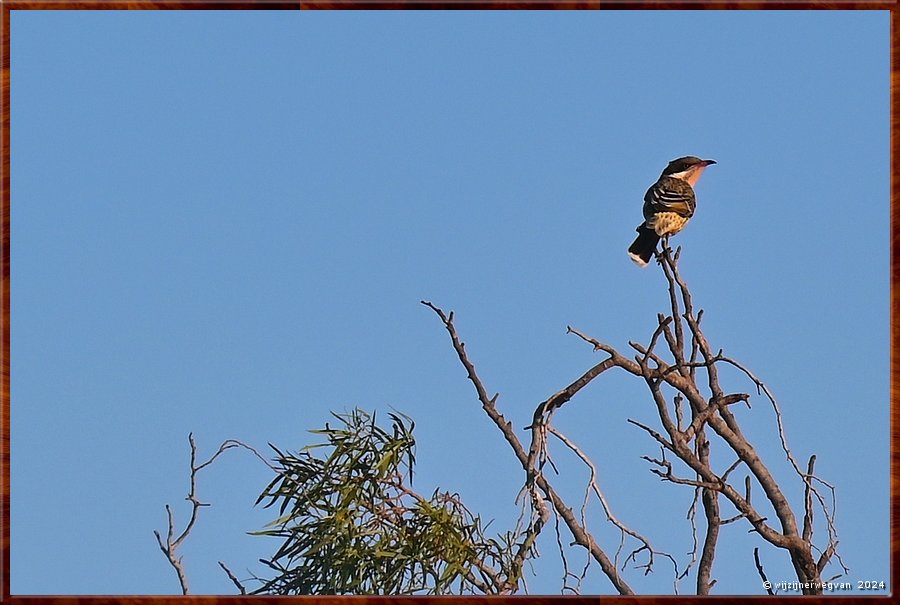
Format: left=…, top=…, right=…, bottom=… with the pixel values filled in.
left=627, top=225, right=659, bottom=267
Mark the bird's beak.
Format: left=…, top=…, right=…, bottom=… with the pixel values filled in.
left=703, top=159, right=717, bottom=166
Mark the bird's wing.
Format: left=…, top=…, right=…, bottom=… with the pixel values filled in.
left=643, top=176, right=696, bottom=218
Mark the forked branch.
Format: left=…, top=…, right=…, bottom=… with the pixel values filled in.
left=423, top=244, right=841, bottom=594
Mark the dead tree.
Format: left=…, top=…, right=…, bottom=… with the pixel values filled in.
left=423, top=245, right=843, bottom=595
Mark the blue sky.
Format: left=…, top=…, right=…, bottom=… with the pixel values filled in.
left=10, top=10, right=888, bottom=595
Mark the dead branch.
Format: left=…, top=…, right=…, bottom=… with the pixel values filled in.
left=682, top=487, right=701, bottom=581
left=548, top=427, right=678, bottom=580
left=696, top=433, right=718, bottom=595
left=719, top=354, right=844, bottom=576
left=423, top=301, right=635, bottom=595
left=218, top=561, right=247, bottom=595
left=424, top=240, right=841, bottom=594
left=802, top=455, right=816, bottom=543
left=754, top=548, right=775, bottom=595
left=421, top=301, right=527, bottom=465
left=682, top=393, right=749, bottom=443
left=154, top=434, right=277, bottom=594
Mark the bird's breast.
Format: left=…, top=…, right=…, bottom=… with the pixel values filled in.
left=648, top=212, right=690, bottom=237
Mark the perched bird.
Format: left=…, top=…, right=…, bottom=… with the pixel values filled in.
left=628, top=156, right=716, bottom=267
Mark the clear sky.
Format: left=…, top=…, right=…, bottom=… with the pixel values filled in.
left=10, top=9, right=888, bottom=596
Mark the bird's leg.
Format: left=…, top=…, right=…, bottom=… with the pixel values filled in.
left=656, top=235, right=671, bottom=265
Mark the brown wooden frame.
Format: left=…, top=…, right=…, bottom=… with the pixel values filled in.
left=1, top=3, right=895, bottom=602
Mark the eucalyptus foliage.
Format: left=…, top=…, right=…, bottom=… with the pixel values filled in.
left=252, top=409, right=522, bottom=595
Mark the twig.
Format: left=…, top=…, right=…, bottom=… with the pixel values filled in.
left=681, top=487, right=701, bottom=581
left=639, top=453, right=720, bottom=490
left=754, top=548, right=775, bottom=595
left=718, top=355, right=844, bottom=576
left=627, top=418, right=675, bottom=452
left=154, top=433, right=209, bottom=594
left=721, top=512, right=747, bottom=525
left=154, top=505, right=190, bottom=594
left=154, top=434, right=275, bottom=594
left=696, top=432, right=719, bottom=595
left=682, top=394, right=749, bottom=443
left=548, top=427, right=679, bottom=581
left=423, top=301, right=634, bottom=595
left=218, top=561, right=247, bottom=595
left=674, top=394, right=685, bottom=432
left=567, top=326, right=642, bottom=375
left=421, top=301, right=527, bottom=465
left=535, top=355, right=618, bottom=418
left=658, top=245, right=686, bottom=370
left=802, top=455, right=816, bottom=543
left=720, top=457, right=743, bottom=482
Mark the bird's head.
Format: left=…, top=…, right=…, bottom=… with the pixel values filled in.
left=663, top=156, right=716, bottom=186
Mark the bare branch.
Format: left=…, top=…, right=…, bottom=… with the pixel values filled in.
left=154, top=507, right=189, bottom=595
left=424, top=301, right=634, bottom=595
left=754, top=548, right=775, bottom=595
left=802, top=455, right=816, bottom=543
left=641, top=314, right=672, bottom=367
left=218, top=561, right=247, bottom=595
left=627, top=418, right=675, bottom=452
left=717, top=356, right=801, bottom=467
left=658, top=245, right=687, bottom=371
left=640, top=375, right=682, bottom=448
left=567, top=326, right=642, bottom=376
left=681, top=488, right=701, bottom=581
left=421, top=301, right=528, bottom=467
left=682, top=393, right=749, bottom=443
left=548, top=427, right=679, bottom=581
left=535, top=356, right=618, bottom=418
left=720, top=457, right=743, bottom=482
left=717, top=354, right=844, bottom=579
left=674, top=394, right=685, bottom=432
left=155, top=434, right=275, bottom=594
left=696, top=433, right=719, bottom=595
left=639, top=453, right=720, bottom=490
left=720, top=512, right=747, bottom=525
left=424, top=241, right=842, bottom=594
left=817, top=542, right=838, bottom=574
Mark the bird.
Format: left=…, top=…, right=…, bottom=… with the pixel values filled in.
left=628, top=156, right=716, bottom=267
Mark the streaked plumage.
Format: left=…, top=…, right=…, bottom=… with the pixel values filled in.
left=628, top=156, right=715, bottom=267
